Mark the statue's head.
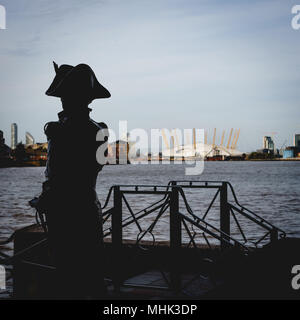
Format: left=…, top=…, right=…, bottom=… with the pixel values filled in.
left=45, top=62, right=111, bottom=109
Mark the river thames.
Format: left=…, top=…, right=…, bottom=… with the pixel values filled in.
left=0, top=161, right=299, bottom=250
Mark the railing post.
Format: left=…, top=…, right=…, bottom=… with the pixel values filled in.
left=112, top=185, right=122, bottom=292
left=170, top=184, right=181, bottom=292
left=270, top=228, right=278, bottom=243
left=220, top=182, right=230, bottom=251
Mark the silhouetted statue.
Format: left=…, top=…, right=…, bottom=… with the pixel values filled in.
left=36, top=62, right=110, bottom=299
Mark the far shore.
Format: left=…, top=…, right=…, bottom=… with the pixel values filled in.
left=1, top=158, right=300, bottom=169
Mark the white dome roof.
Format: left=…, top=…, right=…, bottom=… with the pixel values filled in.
left=160, top=143, right=242, bottom=158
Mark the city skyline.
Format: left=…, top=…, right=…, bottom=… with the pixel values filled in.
left=2, top=121, right=299, bottom=154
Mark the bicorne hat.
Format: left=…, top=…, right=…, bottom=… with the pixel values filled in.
left=45, top=62, right=111, bottom=100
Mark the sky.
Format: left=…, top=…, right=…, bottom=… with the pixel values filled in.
left=0, top=0, right=300, bottom=152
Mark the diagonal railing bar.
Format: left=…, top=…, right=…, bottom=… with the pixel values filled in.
left=230, top=207, right=247, bottom=243
left=182, top=218, right=197, bottom=249
left=103, top=197, right=170, bottom=237
left=101, top=186, right=114, bottom=210
left=169, top=180, right=286, bottom=245
left=102, top=185, right=171, bottom=217
left=148, top=198, right=170, bottom=233
left=202, top=188, right=220, bottom=220
left=188, top=234, right=197, bottom=249
left=226, top=182, right=286, bottom=237
left=109, top=186, right=171, bottom=224
left=120, top=201, right=165, bottom=225
left=229, top=204, right=273, bottom=232
left=122, top=194, right=143, bottom=233
left=102, top=207, right=114, bottom=223
left=202, top=232, right=212, bottom=250
left=178, top=211, right=250, bottom=252
left=177, top=188, right=261, bottom=250
left=254, top=230, right=271, bottom=247
left=136, top=198, right=170, bottom=244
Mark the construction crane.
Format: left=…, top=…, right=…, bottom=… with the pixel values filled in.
left=226, top=128, right=233, bottom=149
left=279, top=139, right=287, bottom=153
left=193, top=128, right=196, bottom=150
left=204, top=130, right=207, bottom=145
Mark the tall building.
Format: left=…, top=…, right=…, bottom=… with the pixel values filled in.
left=11, top=123, right=18, bottom=150
left=294, top=134, right=300, bottom=149
left=263, top=136, right=274, bottom=151
left=25, top=132, right=35, bottom=146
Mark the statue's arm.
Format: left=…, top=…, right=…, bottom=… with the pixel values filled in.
left=44, top=121, right=61, bottom=180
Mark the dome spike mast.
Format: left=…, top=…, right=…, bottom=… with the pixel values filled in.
left=232, top=129, right=240, bottom=150
left=193, top=128, right=197, bottom=156
left=212, top=128, right=216, bottom=148
left=227, top=128, right=233, bottom=149
left=161, top=128, right=170, bottom=150
left=220, top=130, right=225, bottom=147
left=231, top=130, right=237, bottom=150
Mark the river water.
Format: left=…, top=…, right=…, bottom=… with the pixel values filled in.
left=0, top=161, right=299, bottom=251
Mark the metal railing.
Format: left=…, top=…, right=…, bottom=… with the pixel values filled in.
left=0, top=180, right=286, bottom=297
left=100, top=181, right=285, bottom=292
left=170, top=180, right=286, bottom=249
left=101, top=181, right=285, bottom=251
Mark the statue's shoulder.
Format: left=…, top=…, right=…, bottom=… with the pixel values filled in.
left=44, top=121, right=62, bottom=138
left=89, top=119, right=109, bottom=144
left=89, top=119, right=109, bottom=131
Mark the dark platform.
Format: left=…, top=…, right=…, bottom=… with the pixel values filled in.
left=11, top=224, right=300, bottom=300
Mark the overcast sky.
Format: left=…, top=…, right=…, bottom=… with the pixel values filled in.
left=0, top=0, right=300, bottom=152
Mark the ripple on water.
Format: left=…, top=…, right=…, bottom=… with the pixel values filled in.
left=0, top=162, right=299, bottom=243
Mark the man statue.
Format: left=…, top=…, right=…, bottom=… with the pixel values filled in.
left=38, top=62, right=110, bottom=298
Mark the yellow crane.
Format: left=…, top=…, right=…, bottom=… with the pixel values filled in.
left=193, top=128, right=196, bottom=150
left=204, top=130, right=207, bottom=145
left=226, top=128, right=233, bottom=149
